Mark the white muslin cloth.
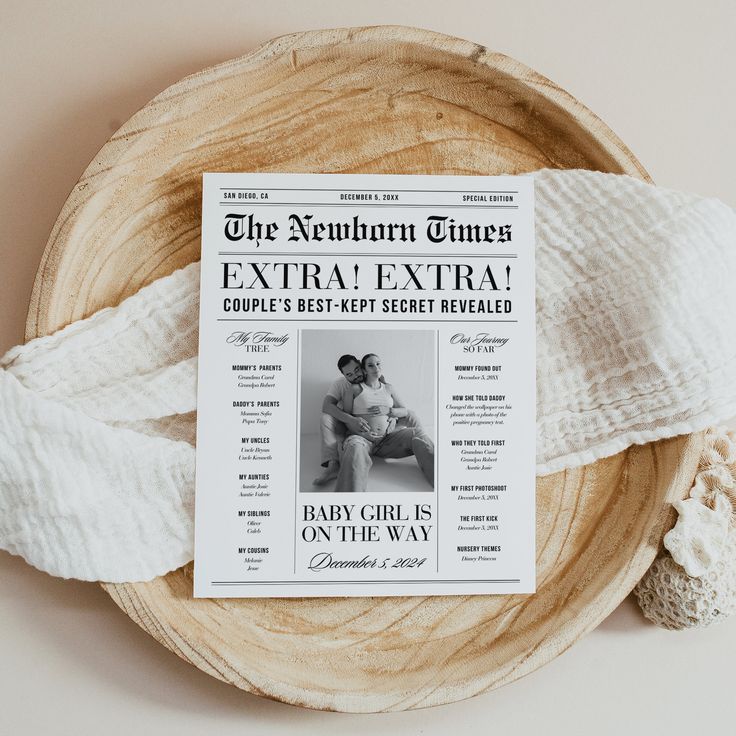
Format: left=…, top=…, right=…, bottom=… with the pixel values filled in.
left=1, top=169, right=735, bottom=582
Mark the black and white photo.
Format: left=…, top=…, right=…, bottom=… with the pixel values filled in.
left=298, top=329, right=435, bottom=494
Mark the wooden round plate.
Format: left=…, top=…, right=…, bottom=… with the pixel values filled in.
left=25, top=26, right=700, bottom=712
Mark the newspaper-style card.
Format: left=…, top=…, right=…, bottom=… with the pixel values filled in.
left=194, top=173, right=535, bottom=597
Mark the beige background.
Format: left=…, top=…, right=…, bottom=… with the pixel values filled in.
left=1, top=0, right=735, bottom=732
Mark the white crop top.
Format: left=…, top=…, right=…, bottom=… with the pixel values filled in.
left=353, top=382, right=394, bottom=415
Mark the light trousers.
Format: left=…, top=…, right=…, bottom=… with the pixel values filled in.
left=319, top=410, right=422, bottom=465
left=334, top=427, right=435, bottom=493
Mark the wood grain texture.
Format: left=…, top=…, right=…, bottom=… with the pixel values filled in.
left=24, top=26, right=698, bottom=712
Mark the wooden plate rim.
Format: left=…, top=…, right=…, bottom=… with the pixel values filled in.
left=22, top=25, right=688, bottom=713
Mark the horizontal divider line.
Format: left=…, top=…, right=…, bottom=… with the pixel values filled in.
left=216, top=318, right=518, bottom=322
left=216, top=252, right=518, bottom=257
left=218, top=187, right=519, bottom=194
left=211, top=579, right=522, bottom=585
left=219, top=203, right=518, bottom=209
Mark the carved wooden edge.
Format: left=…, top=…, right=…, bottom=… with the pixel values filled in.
left=23, top=25, right=692, bottom=712
left=24, top=25, right=649, bottom=344
left=101, top=433, right=703, bottom=712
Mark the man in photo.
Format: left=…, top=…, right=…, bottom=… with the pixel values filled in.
left=312, top=353, right=423, bottom=485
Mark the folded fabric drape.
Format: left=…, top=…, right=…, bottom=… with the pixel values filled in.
left=1, top=169, right=734, bottom=582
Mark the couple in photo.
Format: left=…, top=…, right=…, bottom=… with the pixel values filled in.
left=312, top=352, right=434, bottom=492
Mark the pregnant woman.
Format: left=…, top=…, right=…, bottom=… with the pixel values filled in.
left=334, top=353, right=434, bottom=493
